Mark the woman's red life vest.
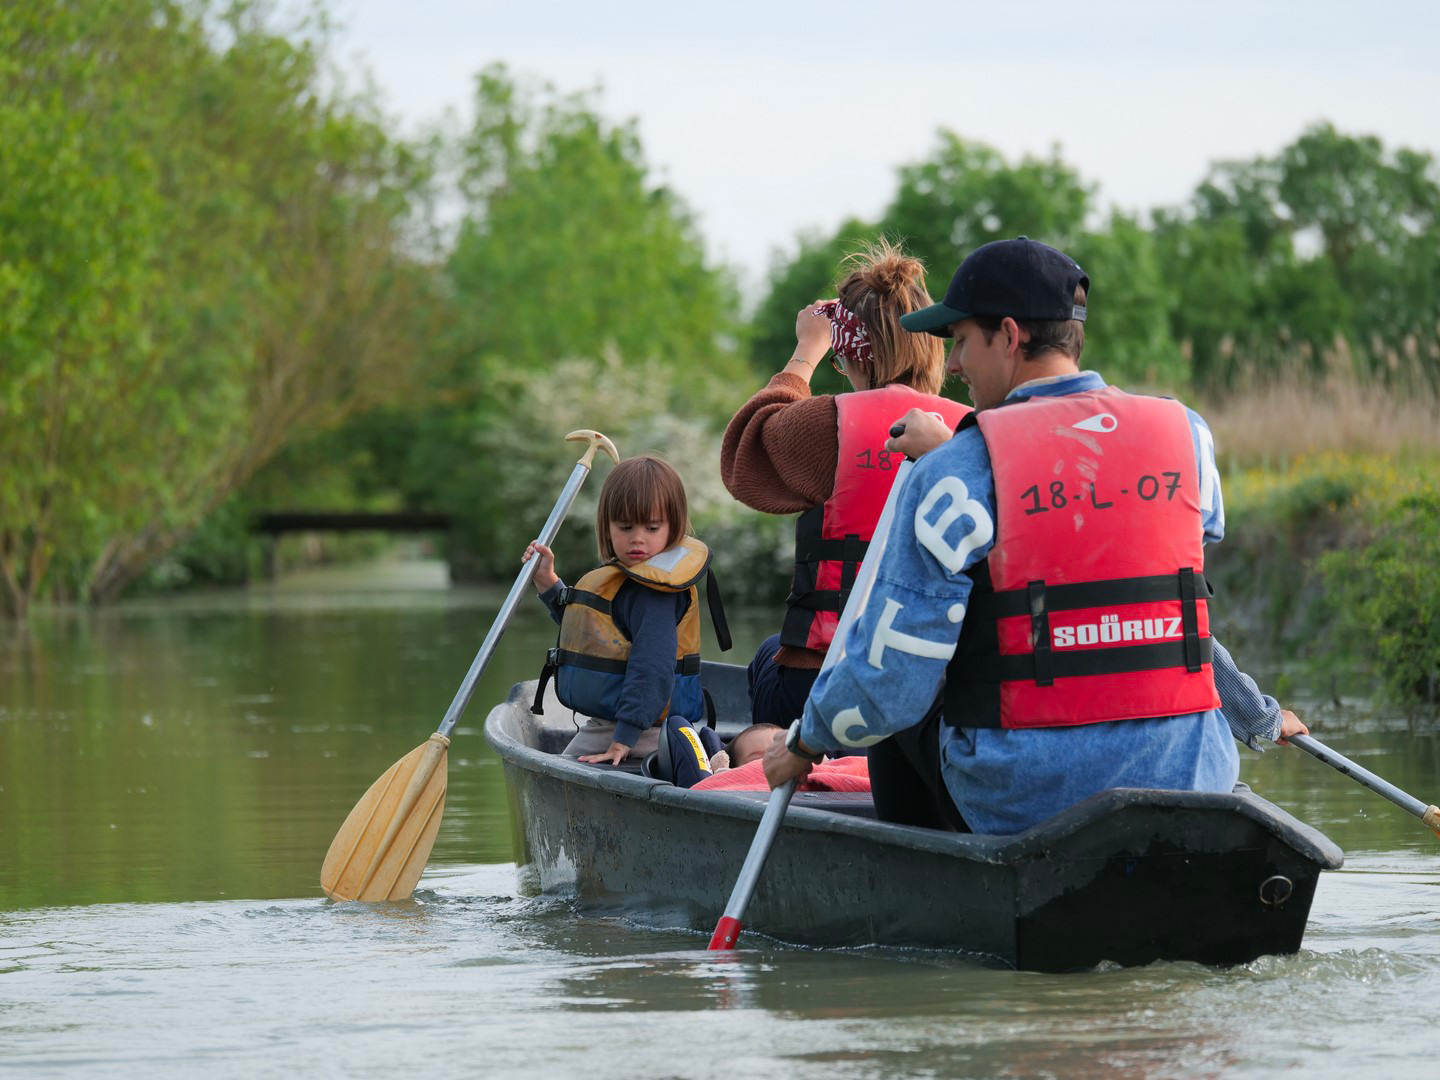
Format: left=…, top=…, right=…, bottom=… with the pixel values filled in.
left=944, top=386, right=1221, bottom=729
left=782, top=384, right=971, bottom=654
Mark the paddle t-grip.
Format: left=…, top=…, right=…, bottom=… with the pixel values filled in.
left=566, top=429, right=619, bottom=469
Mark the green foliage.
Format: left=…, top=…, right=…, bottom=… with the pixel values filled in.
left=748, top=132, right=1186, bottom=391
left=880, top=135, right=1092, bottom=274
left=1070, top=213, right=1186, bottom=388
left=0, top=0, right=437, bottom=613
left=381, top=64, right=746, bottom=579
left=748, top=224, right=875, bottom=386
left=1318, top=485, right=1440, bottom=714
left=137, top=496, right=257, bottom=592
left=1156, top=122, right=1440, bottom=389
left=448, top=65, right=741, bottom=377
left=440, top=354, right=788, bottom=602
left=1217, top=456, right=1440, bottom=714
left=751, top=124, right=1440, bottom=402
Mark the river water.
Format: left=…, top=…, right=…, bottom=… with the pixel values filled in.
left=2, top=559, right=1438, bottom=1078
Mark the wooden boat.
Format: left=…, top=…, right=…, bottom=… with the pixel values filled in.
left=483, top=661, right=1344, bottom=972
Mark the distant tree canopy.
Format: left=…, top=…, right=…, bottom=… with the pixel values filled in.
left=383, top=65, right=745, bottom=580
left=750, top=123, right=1440, bottom=394
left=0, top=0, right=437, bottom=615
left=448, top=65, right=741, bottom=376
left=2, top=2, right=1437, bottom=614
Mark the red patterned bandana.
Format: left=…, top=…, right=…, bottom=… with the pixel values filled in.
left=817, top=300, right=872, bottom=370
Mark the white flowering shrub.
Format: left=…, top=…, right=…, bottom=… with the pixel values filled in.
left=451, top=352, right=792, bottom=607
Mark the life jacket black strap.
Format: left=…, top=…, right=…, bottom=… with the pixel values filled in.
left=957, top=637, right=1215, bottom=683
left=532, top=649, right=559, bottom=714
left=967, top=572, right=1211, bottom=619
left=786, top=589, right=844, bottom=614
left=551, top=648, right=627, bottom=676
left=793, top=534, right=871, bottom=564
left=787, top=534, right=867, bottom=618
left=837, top=533, right=862, bottom=617
left=705, top=568, right=732, bottom=652
left=561, top=588, right=610, bottom=616
left=1028, top=580, right=1054, bottom=687
left=549, top=647, right=700, bottom=677
left=1179, top=567, right=1202, bottom=673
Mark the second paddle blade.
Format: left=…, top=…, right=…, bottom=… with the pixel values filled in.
left=321, top=735, right=449, bottom=902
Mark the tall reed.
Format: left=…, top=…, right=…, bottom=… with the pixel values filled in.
left=1196, top=344, right=1440, bottom=469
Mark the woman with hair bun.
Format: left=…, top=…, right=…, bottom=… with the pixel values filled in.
left=721, top=239, right=971, bottom=730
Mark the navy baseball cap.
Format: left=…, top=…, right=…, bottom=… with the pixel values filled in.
left=900, top=236, right=1090, bottom=337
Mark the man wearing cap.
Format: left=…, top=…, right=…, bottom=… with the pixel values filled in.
left=763, top=236, right=1308, bottom=834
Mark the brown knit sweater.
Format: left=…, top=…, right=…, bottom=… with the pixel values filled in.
left=720, top=372, right=843, bottom=669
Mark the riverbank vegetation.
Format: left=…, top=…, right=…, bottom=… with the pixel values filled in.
left=3, top=1, right=1437, bottom=712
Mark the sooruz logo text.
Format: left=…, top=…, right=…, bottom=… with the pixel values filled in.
left=1052, top=613, right=1182, bottom=648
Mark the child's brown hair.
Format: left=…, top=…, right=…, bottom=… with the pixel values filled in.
left=595, top=454, right=692, bottom=562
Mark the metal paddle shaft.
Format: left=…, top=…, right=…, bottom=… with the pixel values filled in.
left=708, top=777, right=796, bottom=949
left=709, top=459, right=915, bottom=950
left=1290, top=733, right=1440, bottom=839
left=320, top=430, right=618, bottom=903
left=437, top=431, right=618, bottom=739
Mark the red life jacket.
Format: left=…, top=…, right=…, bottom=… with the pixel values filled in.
left=944, top=387, right=1221, bottom=729
left=782, top=384, right=971, bottom=653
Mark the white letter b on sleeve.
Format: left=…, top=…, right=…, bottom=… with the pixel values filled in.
left=914, top=475, right=993, bottom=574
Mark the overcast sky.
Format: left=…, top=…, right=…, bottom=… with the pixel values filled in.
left=327, top=0, right=1440, bottom=295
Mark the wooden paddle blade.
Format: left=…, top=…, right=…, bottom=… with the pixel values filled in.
left=321, top=734, right=449, bottom=902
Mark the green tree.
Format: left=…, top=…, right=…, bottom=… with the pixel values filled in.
left=1156, top=123, right=1440, bottom=389
left=395, top=66, right=744, bottom=579
left=0, top=1, right=438, bottom=614
left=1071, top=213, right=1185, bottom=388
left=448, top=65, right=740, bottom=377
left=878, top=133, right=1093, bottom=282
left=749, top=133, right=1184, bottom=388
left=746, top=223, right=875, bottom=390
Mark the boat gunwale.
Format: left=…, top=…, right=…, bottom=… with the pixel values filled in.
left=483, top=682, right=1345, bottom=870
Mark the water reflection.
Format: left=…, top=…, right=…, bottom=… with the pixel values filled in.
left=2, top=558, right=1439, bottom=1078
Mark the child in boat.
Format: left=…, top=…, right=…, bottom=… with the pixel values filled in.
left=726, top=723, right=785, bottom=769
left=524, top=454, right=724, bottom=765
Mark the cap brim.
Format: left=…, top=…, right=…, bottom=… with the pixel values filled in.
left=900, top=302, right=970, bottom=337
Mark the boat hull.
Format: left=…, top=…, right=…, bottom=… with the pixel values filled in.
left=485, top=665, right=1343, bottom=971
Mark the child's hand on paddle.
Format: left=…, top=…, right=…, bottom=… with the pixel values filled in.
left=578, top=740, right=629, bottom=766
left=523, top=541, right=558, bottom=592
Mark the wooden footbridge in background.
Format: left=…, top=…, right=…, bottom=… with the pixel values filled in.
left=251, top=511, right=453, bottom=578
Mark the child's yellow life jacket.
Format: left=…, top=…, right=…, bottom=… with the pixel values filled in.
left=532, top=538, right=730, bottom=725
